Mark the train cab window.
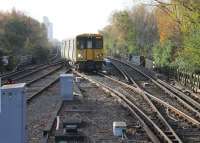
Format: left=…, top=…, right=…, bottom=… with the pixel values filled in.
left=93, top=38, right=103, bottom=48
left=80, top=43, right=84, bottom=49
left=77, top=36, right=102, bottom=49
left=87, top=39, right=92, bottom=48
left=78, top=40, right=85, bottom=49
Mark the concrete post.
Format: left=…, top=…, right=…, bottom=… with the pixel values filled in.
left=0, top=83, right=26, bottom=143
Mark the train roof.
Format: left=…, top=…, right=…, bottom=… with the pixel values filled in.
left=76, top=33, right=102, bottom=38
left=62, top=33, right=103, bottom=41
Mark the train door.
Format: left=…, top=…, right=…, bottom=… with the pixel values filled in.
left=86, top=38, right=94, bottom=60
left=78, top=39, right=86, bottom=61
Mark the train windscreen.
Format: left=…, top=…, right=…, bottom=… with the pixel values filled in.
left=77, top=36, right=103, bottom=49
left=93, top=37, right=103, bottom=49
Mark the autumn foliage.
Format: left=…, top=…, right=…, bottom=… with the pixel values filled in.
left=0, top=10, right=50, bottom=71
left=101, top=0, right=200, bottom=72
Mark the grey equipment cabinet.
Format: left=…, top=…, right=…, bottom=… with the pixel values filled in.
left=0, top=83, right=26, bottom=143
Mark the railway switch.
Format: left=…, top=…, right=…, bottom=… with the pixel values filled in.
left=0, top=83, right=26, bottom=143
left=60, top=74, right=73, bottom=101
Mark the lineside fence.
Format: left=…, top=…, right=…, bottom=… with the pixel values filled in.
left=110, top=55, right=200, bottom=93
left=156, top=67, right=200, bottom=93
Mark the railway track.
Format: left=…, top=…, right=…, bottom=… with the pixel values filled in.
left=0, top=63, right=48, bottom=79
left=0, top=60, right=64, bottom=84
left=73, top=70, right=184, bottom=143
left=1, top=60, right=66, bottom=104
left=1, top=60, right=68, bottom=143
left=27, top=68, right=70, bottom=143
left=21, top=61, right=70, bottom=143
left=48, top=74, right=150, bottom=143
left=108, top=58, right=200, bottom=142
left=1, top=60, right=65, bottom=104
left=110, top=58, right=200, bottom=123
left=28, top=81, right=63, bottom=143
left=156, top=79, right=200, bottom=111
left=26, top=67, right=64, bottom=104
left=24, top=64, right=67, bottom=103
left=17, top=64, right=61, bottom=83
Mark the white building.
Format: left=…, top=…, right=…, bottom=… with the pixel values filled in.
left=43, top=16, right=53, bottom=41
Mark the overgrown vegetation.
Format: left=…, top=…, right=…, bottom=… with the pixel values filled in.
left=100, top=0, right=200, bottom=72
left=100, top=5, right=158, bottom=59
left=0, top=10, right=51, bottom=72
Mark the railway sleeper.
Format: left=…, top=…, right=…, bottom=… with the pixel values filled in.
left=76, top=71, right=183, bottom=143
left=175, top=97, right=200, bottom=119
left=152, top=119, right=165, bottom=129
left=167, top=96, right=200, bottom=120
left=112, top=58, right=200, bottom=122
left=169, top=110, right=199, bottom=128
left=155, top=118, right=168, bottom=131
left=147, top=125, right=170, bottom=143
left=164, top=131, right=176, bottom=140
left=160, top=135, right=179, bottom=143
left=159, top=134, right=172, bottom=143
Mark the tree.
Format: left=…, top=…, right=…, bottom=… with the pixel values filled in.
left=100, top=5, right=158, bottom=59
left=0, top=10, right=51, bottom=70
left=152, top=0, right=200, bottom=71
left=130, top=5, right=158, bottom=58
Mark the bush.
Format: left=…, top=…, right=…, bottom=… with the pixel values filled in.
left=153, top=40, right=173, bottom=67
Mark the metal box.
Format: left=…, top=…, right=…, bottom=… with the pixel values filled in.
left=0, top=83, right=26, bottom=143
left=113, top=121, right=126, bottom=137
left=60, top=74, right=73, bottom=101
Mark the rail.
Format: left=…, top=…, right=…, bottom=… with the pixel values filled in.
left=110, top=58, right=200, bottom=123
left=74, top=70, right=183, bottom=143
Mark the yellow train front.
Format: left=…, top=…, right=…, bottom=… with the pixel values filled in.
left=61, top=33, right=104, bottom=71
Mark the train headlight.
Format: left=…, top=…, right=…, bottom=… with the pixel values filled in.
left=97, top=53, right=103, bottom=59
left=78, top=54, right=82, bottom=58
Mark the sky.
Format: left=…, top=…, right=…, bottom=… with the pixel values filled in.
left=0, top=0, right=153, bottom=40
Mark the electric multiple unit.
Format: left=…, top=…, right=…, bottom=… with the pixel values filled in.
left=61, top=33, right=104, bottom=71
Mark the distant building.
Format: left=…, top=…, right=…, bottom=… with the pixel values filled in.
left=43, top=16, right=53, bottom=41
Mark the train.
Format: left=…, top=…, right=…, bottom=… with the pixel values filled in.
left=61, top=33, right=104, bottom=71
